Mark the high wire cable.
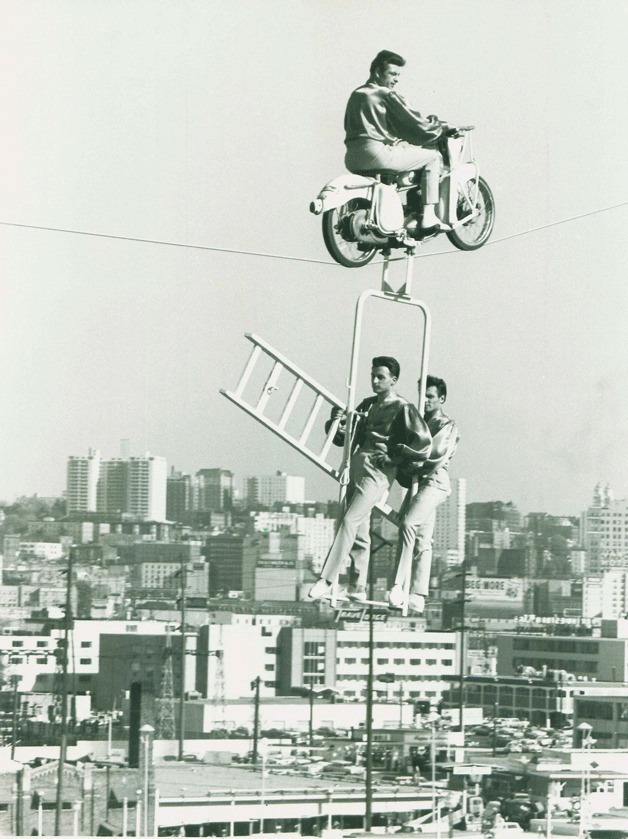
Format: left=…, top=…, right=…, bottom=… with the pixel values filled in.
left=1, top=200, right=626, bottom=267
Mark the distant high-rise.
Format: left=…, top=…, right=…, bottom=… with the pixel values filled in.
left=66, top=449, right=167, bottom=520
left=127, top=455, right=167, bottom=520
left=67, top=449, right=101, bottom=513
left=581, top=484, right=628, bottom=573
left=166, top=470, right=191, bottom=522
left=433, top=477, right=466, bottom=564
left=194, top=468, right=234, bottom=511
left=246, top=471, right=305, bottom=507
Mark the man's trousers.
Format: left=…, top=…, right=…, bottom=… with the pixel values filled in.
left=393, top=483, right=448, bottom=596
left=321, top=451, right=395, bottom=587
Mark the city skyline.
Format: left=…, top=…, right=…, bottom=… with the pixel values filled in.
left=1, top=3, right=627, bottom=515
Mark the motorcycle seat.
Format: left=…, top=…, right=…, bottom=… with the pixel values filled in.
left=351, top=169, right=404, bottom=185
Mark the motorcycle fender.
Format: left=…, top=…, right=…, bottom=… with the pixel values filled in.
left=310, top=174, right=374, bottom=215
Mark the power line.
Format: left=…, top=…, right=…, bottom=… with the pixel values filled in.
left=1, top=200, right=626, bottom=267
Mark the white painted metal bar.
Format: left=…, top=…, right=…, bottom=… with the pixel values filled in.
left=234, top=344, right=262, bottom=398
left=299, top=393, right=324, bottom=445
left=277, top=378, right=303, bottom=430
left=255, top=360, right=283, bottom=413
left=220, top=389, right=340, bottom=479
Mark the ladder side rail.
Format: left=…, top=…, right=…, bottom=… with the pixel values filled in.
left=233, top=344, right=263, bottom=398
left=245, top=333, right=344, bottom=408
left=255, top=360, right=283, bottom=413
left=220, top=389, right=340, bottom=479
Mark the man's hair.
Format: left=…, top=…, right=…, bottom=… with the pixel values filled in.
left=369, top=50, right=405, bottom=78
left=426, top=374, right=447, bottom=400
left=372, top=356, right=400, bottom=379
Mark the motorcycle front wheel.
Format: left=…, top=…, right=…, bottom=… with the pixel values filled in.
left=446, top=176, right=495, bottom=251
left=322, top=199, right=378, bottom=268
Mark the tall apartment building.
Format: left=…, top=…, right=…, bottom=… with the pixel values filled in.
left=166, top=469, right=191, bottom=522
left=247, top=472, right=305, bottom=507
left=433, top=477, right=466, bottom=564
left=66, top=449, right=167, bottom=520
left=194, top=469, right=234, bottom=511
left=581, top=483, right=628, bottom=573
left=66, top=448, right=101, bottom=513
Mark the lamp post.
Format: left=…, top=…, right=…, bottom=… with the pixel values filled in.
left=426, top=711, right=441, bottom=820
left=577, top=722, right=593, bottom=839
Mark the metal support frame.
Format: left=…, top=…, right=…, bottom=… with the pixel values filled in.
left=331, top=253, right=431, bottom=611
left=221, top=250, right=431, bottom=617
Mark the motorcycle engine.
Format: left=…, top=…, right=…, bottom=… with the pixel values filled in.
left=342, top=209, right=389, bottom=246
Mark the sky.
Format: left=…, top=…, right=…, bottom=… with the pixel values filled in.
left=1, top=0, right=627, bottom=515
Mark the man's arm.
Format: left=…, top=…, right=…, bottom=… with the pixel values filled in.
left=324, top=398, right=372, bottom=448
left=386, top=91, right=446, bottom=146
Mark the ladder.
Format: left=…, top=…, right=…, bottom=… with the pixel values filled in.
left=220, top=332, right=399, bottom=521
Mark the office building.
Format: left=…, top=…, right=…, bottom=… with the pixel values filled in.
left=194, top=468, right=234, bottom=512
left=247, top=472, right=305, bottom=507
left=581, top=483, right=628, bottom=573
left=276, top=624, right=460, bottom=703
left=66, top=449, right=167, bottom=520
left=433, top=477, right=466, bottom=564
left=66, top=448, right=101, bottom=513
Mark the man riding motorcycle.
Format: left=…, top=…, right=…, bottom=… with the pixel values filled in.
left=344, top=49, right=454, bottom=234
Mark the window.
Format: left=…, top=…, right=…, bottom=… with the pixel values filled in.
left=11, top=640, right=24, bottom=648
left=80, top=658, right=92, bottom=665
left=265, top=647, right=277, bottom=654
left=36, top=641, right=46, bottom=648
left=443, top=659, right=453, bottom=666
left=264, top=664, right=274, bottom=671
left=264, top=680, right=276, bottom=688
left=426, top=659, right=437, bottom=665
left=80, top=641, right=92, bottom=648
left=37, top=657, right=47, bottom=664
left=345, top=658, right=356, bottom=664
left=377, top=658, right=389, bottom=665
left=394, top=658, right=404, bottom=665
left=410, top=659, right=421, bottom=665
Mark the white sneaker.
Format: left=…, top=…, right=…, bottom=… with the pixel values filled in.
left=388, top=584, right=405, bottom=609
left=408, top=594, right=425, bottom=614
left=308, top=579, right=332, bottom=601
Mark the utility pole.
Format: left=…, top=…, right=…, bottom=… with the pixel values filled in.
left=177, top=555, right=187, bottom=762
left=251, top=676, right=261, bottom=766
left=457, top=559, right=467, bottom=734
left=10, top=674, right=19, bottom=760
left=55, top=546, right=74, bottom=835
left=365, top=528, right=391, bottom=832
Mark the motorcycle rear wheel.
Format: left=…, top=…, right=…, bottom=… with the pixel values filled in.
left=322, top=199, right=378, bottom=268
left=446, top=176, right=495, bottom=251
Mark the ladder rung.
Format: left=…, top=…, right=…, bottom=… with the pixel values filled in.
left=299, top=393, right=324, bottom=446
left=234, top=344, right=262, bottom=399
left=255, top=361, right=283, bottom=413
left=319, top=416, right=342, bottom=463
left=278, top=378, right=304, bottom=430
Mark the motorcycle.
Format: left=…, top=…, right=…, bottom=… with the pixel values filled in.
left=310, top=126, right=495, bottom=268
